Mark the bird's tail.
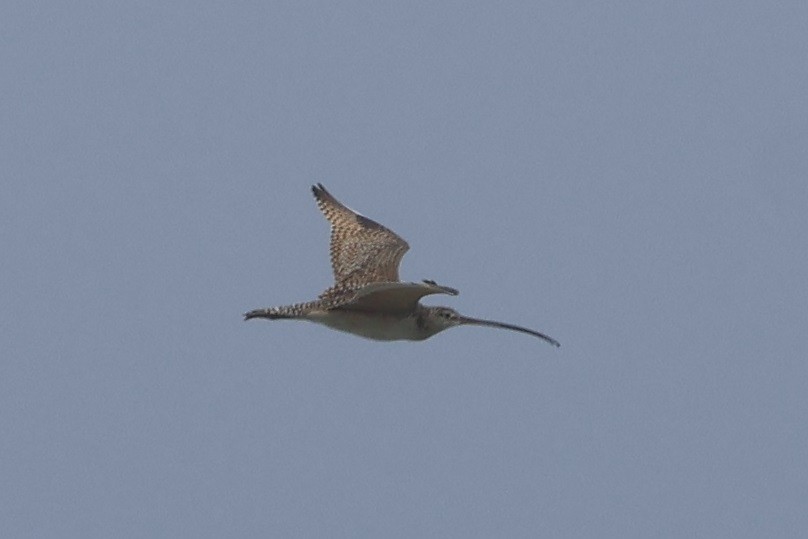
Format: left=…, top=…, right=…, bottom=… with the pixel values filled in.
left=243, top=300, right=322, bottom=321
left=243, top=308, right=288, bottom=320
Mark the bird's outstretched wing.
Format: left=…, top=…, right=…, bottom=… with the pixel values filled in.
left=337, top=280, right=459, bottom=314
left=312, top=184, right=410, bottom=293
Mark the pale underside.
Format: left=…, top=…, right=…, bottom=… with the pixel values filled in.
left=305, top=310, right=426, bottom=341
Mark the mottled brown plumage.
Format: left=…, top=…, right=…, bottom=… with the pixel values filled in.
left=244, top=185, right=560, bottom=347
left=312, top=183, right=409, bottom=298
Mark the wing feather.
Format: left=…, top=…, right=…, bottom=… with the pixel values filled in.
left=312, top=184, right=409, bottom=290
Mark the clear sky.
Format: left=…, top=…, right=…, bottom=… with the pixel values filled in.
left=3, top=1, right=807, bottom=537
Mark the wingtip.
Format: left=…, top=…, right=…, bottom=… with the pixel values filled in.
left=422, top=279, right=459, bottom=296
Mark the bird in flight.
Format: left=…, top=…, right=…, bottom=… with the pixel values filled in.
left=244, top=184, right=560, bottom=347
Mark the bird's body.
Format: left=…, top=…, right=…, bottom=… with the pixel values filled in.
left=244, top=184, right=560, bottom=347
left=307, top=309, right=425, bottom=341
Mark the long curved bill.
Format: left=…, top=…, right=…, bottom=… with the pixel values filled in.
left=458, top=316, right=561, bottom=347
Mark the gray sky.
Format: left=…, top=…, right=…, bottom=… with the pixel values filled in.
left=3, top=1, right=807, bottom=537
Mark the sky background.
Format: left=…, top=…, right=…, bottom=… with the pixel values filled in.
left=3, top=1, right=808, bottom=537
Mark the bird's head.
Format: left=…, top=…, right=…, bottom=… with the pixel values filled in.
left=421, top=306, right=560, bottom=347
left=425, top=306, right=465, bottom=331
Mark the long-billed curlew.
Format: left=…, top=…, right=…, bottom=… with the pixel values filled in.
left=244, top=184, right=560, bottom=347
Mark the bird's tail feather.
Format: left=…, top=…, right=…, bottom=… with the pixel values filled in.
left=243, top=300, right=325, bottom=321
